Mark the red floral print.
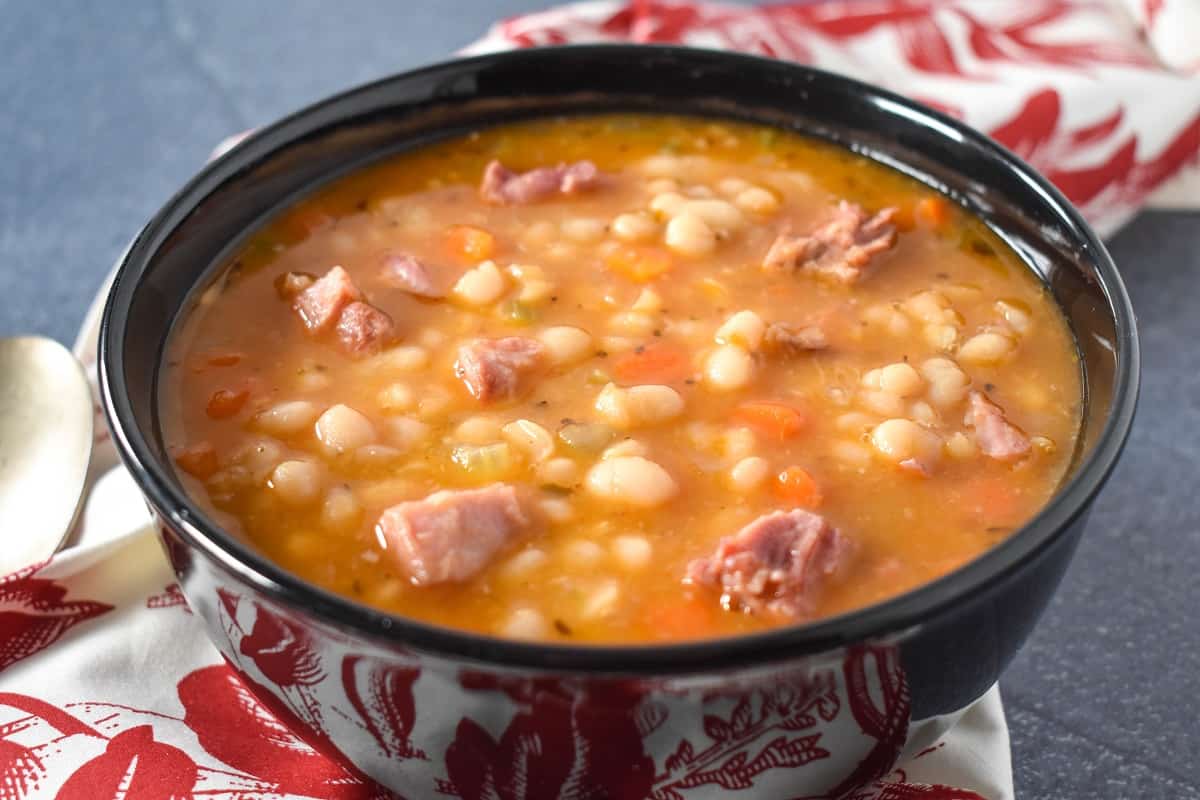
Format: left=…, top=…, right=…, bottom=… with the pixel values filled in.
left=0, top=562, right=112, bottom=672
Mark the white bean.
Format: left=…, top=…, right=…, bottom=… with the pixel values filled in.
left=501, top=608, right=550, bottom=640
left=455, top=416, right=503, bottom=444
left=561, top=217, right=606, bottom=243
left=366, top=346, right=429, bottom=374
left=631, top=287, right=663, bottom=313
left=536, top=457, right=579, bottom=488
left=682, top=198, right=743, bottom=233
left=729, top=456, right=769, bottom=491
left=585, top=456, right=678, bottom=507
left=608, top=311, right=657, bottom=337
left=860, top=390, right=906, bottom=418
left=717, top=177, right=751, bottom=197
left=269, top=460, right=323, bottom=505
left=958, top=331, right=1015, bottom=365
left=254, top=401, right=321, bottom=437
left=385, top=416, right=431, bottom=450
left=642, top=155, right=686, bottom=178
left=612, top=211, right=658, bottom=242
left=538, top=496, right=576, bottom=523
left=649, top=191, right=687, bottom=218
left=704, top=344, right=754, bottom=391
left=734, top=186, right=780, bottom=214
left=921, top=358, right=970, bottom=408
left=924, top=323, right=959, bottom=351
left=563, top=538, right=607, bottom=568
left=538, top=326, right=593, bottom=366
left=377, top=383, right=415, bottom=413
left=878, top=363, right=923, bottom=397
left=502, top=419, right=555, bottom=462
left=665, top=212, right=717, bottom=257
left=500, top=548, right=549, bottom=580
left=832, top=441, right=872, bottom=468
left=715, top=310, right=766, bottom=350
left=996, top=300, right=1033, bottom=335
left=315, top=404, right=375, bottom=454
left=870, top=419, right=940, bottom=464
left=452, top=260, right=507, bottom=306
left=595, top=383, right=684, bottom=429
left=321, top=486, right=361, bottom=530
left=612, top=535, right=653, bottom=570
left=945, top=431, right=976, bottom=459
left=723, top=427, right=756, bottom=461
left=580, top=579, right=621, bottom=620
left=601, top=439, right=649, bottom=460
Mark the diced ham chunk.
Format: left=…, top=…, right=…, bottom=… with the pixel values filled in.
left=764, top=322, right=828, bottom=355
left=376, top=485, right=529, bottom=586
left=763, top=201, right=898, bottom=284
left=380, top=252, right=442, bottom=298
left=293, top=266, right=362, bottom=331
left=454, top=336, right=545, bottom=403
left=479, top=159, right=601, bottom=205
left=336, top=301, right=395, bottom=358
left=687, top=509, right=850, bottom=618
left=966, top=390, right=1031, bottom=461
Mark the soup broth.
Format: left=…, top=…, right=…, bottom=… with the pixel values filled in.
left=161, top=114, right=1081, bottom=643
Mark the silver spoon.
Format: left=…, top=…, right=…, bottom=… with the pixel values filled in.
left=0, top=337, right=93, bottom=574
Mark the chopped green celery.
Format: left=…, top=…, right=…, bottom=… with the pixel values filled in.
left=557, top=422, right=615, bottom=454
left=451, top=443, right=514, bottom=481
left=502, top=300, right=537, bottom=326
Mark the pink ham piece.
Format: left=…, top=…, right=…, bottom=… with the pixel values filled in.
left=293, top=265, right=362, bottom=331
left=335, top=301, right=395, bottom=358
left=380, top=252, right=442, bottom=298
left=376, top=484, right=529, bottom=585
left=763, top=201, right=898, bottom=284
left=479, top=159, right=600, bottom=205
left=966, top=390, right=1031, bottom=461
left=454, top=336, right=545, bottom=403
left=763, top=321, right=828, bottom=355
left=687, top=509, right=850, bottom=618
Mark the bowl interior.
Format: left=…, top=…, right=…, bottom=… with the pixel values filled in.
left=101, top=46, right=1136, bottom=671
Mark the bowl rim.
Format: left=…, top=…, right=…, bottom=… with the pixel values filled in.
left=99, top=44, right=1140, bottom=674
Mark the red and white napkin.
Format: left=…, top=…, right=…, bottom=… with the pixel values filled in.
left=3, top=1, right=1198, bottom=797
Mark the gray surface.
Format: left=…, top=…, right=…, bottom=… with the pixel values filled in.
left=1, top=2, right=1195, bottom=797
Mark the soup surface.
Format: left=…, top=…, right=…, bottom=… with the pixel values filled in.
left=161, top=114, right=1081, bottom=643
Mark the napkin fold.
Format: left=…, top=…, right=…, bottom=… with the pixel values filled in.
left=6, top=0, right=1199, bottom=796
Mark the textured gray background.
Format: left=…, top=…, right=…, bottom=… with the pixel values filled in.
left=2, top=2, right=1196, bottom=796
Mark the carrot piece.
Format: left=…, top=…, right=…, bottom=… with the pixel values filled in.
left=649, top=596, right=716, bottom=641
left=774, top=466, right=822, bottom=508
left=915, top=196, right=951, bottom=229
left=205, top=388, right=249, bottom=419
left=964, top=476, right=1020, bottom=525
left=731, top=402, right=806, bottom=440
left=604, top=246, right=673, bottom=282
left=445, top=224, right=496, bottom=262
left=612, top=343, right=692, bottom=385
left=175, top=442, right=219, bottom=480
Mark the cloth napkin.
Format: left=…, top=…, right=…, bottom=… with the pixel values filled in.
left=3, top=1, right=1198, bottom=797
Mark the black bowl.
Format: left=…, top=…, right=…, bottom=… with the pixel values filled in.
left=99, top=45, right=1137, bottom=795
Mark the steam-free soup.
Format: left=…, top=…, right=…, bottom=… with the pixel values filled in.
left=161, top=114, right=1081, bottom=643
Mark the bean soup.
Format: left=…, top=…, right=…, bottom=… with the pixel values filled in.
left=161, top=114, right=1082, bottom=643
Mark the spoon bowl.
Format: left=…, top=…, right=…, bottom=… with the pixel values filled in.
left=0, top=336, right=93, bottom=575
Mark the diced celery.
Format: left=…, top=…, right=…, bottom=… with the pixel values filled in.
left=557, top=422, right=615, bottom=454
left=451, top=443, right=514, bottom=481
